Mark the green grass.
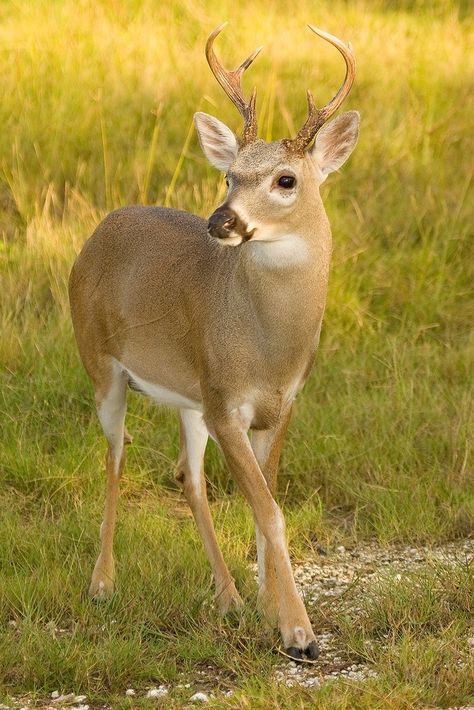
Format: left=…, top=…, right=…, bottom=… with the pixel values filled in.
left=0, top=0, right=473, bottom=706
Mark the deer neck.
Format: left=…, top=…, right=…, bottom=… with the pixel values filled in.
left=231, top=205, right=332, bottom=349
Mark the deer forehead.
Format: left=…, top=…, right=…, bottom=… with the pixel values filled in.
left=230, top=140, right=302, bottom=181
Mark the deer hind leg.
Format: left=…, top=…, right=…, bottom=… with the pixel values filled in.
left=177, top=408, right=242, bottom=614
left=251, top=407, right=292, bottom=629
left=212, top=415, right=319, bottom=660
left=89, top=361, right=128, bottom=599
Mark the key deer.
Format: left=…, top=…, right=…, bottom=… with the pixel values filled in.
left=69, top=23, right=360, bottom=659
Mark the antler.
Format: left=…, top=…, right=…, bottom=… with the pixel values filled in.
left=289, top=25, right=356, bottom=153
left=205, top=23, right=263, bottom=144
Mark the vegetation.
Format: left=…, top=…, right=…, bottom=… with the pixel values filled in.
left=0, top=0, right=472, bottom=706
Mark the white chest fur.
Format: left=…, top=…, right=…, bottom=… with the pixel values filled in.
left=248, top=234, right=309, bottom=268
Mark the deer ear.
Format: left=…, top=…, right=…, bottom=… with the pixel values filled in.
left=310, top=111, right=360, bottom=181
left=194, top=112, right=239, bottom=172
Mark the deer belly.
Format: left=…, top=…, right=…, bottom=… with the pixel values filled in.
left=120, top=362, right=202, bottom=411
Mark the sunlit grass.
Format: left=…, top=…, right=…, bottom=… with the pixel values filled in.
left=0, top=0, right=473, bottom=706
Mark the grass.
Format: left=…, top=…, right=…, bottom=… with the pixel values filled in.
left=0, top=0, right=473, bottom=706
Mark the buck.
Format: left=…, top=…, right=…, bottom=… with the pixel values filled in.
left=69, top=23, right=359, bottom=660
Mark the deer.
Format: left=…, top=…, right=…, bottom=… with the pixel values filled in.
left=69, top=23, right=359, bottom=660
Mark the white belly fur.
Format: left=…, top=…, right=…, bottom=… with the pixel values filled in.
left=117, top=363, right=303, bottom=428
left=118, top=361, right=202, bottom=411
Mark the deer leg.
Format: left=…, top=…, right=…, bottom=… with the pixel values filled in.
left=251, top=407, right=292, bottom=627
left=89, top=364, right=128, bottom=599
left=212, top=415, right=318, bottom=659
left=177, top=408, right=242, bottom=614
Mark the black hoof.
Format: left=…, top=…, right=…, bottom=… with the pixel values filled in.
left=305, top=640, right=320, bottom=659
left=284, top=642, right=320, bottom=662
left=285, top=646, right=304, bottom=660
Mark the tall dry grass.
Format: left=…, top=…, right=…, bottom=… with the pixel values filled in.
left=0, top=0, right=473, bottom=703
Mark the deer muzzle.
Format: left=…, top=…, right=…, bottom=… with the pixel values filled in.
left=207, top=206, right=255, bottom=242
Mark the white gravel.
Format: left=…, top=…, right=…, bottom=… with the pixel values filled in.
left=189, top=692, right=209, bottom=703
left=146, top=685, right=168, bottom=698
left=271, top=538, right=473, bottom=689
left=2, top=540, right=472, bottom=708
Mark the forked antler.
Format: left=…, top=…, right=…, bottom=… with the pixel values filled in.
left=288, top=25, right=356, bottom=153
left=205, top=23, right=263, bottom=144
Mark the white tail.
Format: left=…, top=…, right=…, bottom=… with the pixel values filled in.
left=69, top=24, right=359, bottom=660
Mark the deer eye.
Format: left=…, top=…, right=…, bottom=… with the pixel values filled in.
left=278, top=175, right=296, bottom=189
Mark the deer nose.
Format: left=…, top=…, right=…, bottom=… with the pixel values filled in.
left=207, top=208, right=237, bottom=239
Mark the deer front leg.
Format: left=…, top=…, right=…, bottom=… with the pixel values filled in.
left=212, top=416, right=318, bottom=659
left=251, top=408, right=292, bottom=628
left=177, top=409, right=242, bottom=614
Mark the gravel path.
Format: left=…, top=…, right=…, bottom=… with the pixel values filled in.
left=277, top=538, right=474, bottom=690
left=2, top=539, right=473, bottom=709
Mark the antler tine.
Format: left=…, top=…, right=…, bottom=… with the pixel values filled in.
left=205, top=23, right=263, bottom=144
left=290, top=25, right=356, bottom=153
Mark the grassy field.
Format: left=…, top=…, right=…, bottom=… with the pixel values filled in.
left=0, top=0, right=473, bottom=707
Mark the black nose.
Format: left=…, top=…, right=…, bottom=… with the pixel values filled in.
left=208, top=208, right=237, bottom=239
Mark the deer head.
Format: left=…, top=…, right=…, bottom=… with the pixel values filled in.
left=194, top=24, right=360, bottom=246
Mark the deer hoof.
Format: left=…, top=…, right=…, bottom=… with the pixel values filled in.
left=89, top=565, right=115, bottom=600
left=89, top=577, right=114, bottom=600
left=305, top=640, right=320, bottom=659
left=216, top=586, right=244, bottom=616
left=285, top=641, right=320, bottom=662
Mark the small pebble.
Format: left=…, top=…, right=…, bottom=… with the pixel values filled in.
left=147, top=686, right=168, bottom=698
left=125, top=688, right=136, bottom=696
left=190, top=692, right=209, bottom=703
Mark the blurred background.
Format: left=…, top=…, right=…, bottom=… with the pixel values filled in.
left=0, top=0, right=472, bottom=700
left=1, top=0, right=472, bottom=535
